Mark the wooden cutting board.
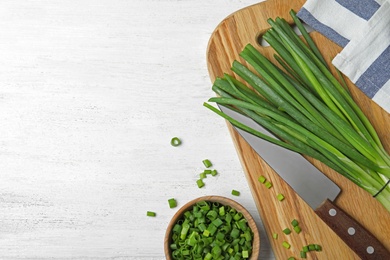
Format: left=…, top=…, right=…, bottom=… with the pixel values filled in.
left=206, top=0, right=390, bottom=259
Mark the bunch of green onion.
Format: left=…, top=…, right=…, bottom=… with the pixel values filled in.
left=169, top=200, right=253, bottom=259
left=204, top=10, right=390, bottom=212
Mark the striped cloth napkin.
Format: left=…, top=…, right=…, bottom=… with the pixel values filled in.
left=297, top=0, right=390, bottom=113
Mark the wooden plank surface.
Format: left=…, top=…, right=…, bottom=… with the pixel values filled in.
left=206, top=0, right=390, bottom=259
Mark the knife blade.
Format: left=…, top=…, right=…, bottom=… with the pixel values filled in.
left=219, top=105, right=390, bottom=259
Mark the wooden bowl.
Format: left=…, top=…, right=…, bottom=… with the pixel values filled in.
left=164, top=195, right=260, bottom=259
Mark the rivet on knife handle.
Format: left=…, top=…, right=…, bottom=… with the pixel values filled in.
left=315, top=199, right=390, bottom=259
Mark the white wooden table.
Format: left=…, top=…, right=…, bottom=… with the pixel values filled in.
left=0, top=1, right=274, bottom=259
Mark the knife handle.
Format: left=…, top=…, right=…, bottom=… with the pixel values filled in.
left=315, top=199, right=390, bottom=259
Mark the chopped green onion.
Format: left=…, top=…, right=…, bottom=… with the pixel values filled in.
left=207, top=223, right=218, bottom=236
left=231, top=189, right=240, bottom=196
left=272, top=233, right=278, bottom=239
left=196, top=179, right=205, bottom=188
left=277, top=193, right=285, bottom=201
left=169, top=200, right=254, bottom=259
left=215, top=231, right=225, bottom=241
left=302, top=246, right=309, bottom=252
left=187, top=231, right=199, bottom=246
left=291, top=219, right=299, bottom=227
left=308, top=244, right=316, bottom=251
left=200, top=172, right=207, bottom=179
left=258, top=175, right=266, bottom=183
left=172, top=224, right=181, bottom=234
left=288, top=257, right=296, bottom=260
left=168, top=198, right=177, bottom=209
left=293, top=225, right=301, bottom=234
left=206, top=210, right=218, bottom=221
left=146, top=211, right=156, bottom=217
left=211, top=244, right=222, bottom=258
left=204, top=169, right=212, bottom=174
left=202, top=159, right=212, bottom=168
left=230, top=228, right=240, bottom=239
left=180, top=223, right=190, bottom=240
left=282, top=241, right=291, bottom=249
left=265, top=181, right=273, bottom=189
left=219, top=206, right=225, bottom=216
left=212, top=218, right=223, bottom=227
left=315, top=244, right=322, bottom=251
left=233, top=212, right=243, bottom=221
left=211, top=169, right=218, bottom=176
left=283, top=228, right=291, bottom=235
left=170, top=137, right=181, bottom=147
left=300, top=251, right=307, bottom=258
left=238, top=218, right=248, bottom=231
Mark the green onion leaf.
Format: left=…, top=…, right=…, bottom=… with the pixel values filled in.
left=231, top=190, right=240, bottom=196
left=170, top=137, right=181, bottom=147
left=282, top=241, right=291, bottom=249
left=196, top=179, right=205, bottom=188
left=202, top=159, right=212, bottom=168
left=146, top=211, right=156, bottom=217
left=168, top=198, right=177, bottom=209
left=283, top=228, right=291, bottom=235
left=277, top=193, right=285, bottom=201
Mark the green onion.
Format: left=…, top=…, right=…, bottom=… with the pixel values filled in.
left=206, top=210, right=218, bottom=221
left=170, top=137, right=181, bottom=147
left=204, top=252, right=212, bottom=260
left=277, top=193, right=285, bottom=201
left=272, top=233, right=278, bottom=239
left=146, top=211, right=156, bottom=217
left=283, top=228, right=291, bottom=235
left=231, top=189, right=240, bottom=196
left=202, top=159, right=212, bottom=168
left=211, top=169, right=218, bottom=176
left=200, top=172, right=207, bottom=179
left=288, top=257, right=296, bottom=260
left=196, top=179, right=205, bottom=188
left=168, top=198, right=177, bottom=209
left=291, top=219, right=299, bottom=227
left=180, top=223, right=190, bottom=240
left=204, top=169, right=212, bottom=174
left=219, top=206, right=225, bottom=216
left=300, top=251, right=307, bottom=258
left=205, top=9, right=390, bottom=212
left=282, top=241, right=291, bottom=249
left=234, top=212, right=243, bottom=221
left=301, top=243, right=322, bottom=255
left=258, top=175, right=266, bottom=183
left=169, top=200, right=254, bottom=259
left=265, top=181, right=273, bottom=189
left=293, top=226, right=301, bottom=234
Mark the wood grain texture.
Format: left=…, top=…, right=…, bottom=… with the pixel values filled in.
left=315, top=199, right=390, bottom=259
left=206, top=0, right=390, bottom=259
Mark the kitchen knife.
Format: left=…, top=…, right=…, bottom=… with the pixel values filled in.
left=219, top=105, right=390, bottom=259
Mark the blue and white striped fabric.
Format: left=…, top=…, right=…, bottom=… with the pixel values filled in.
left=297, top=0, right=390, bottom=113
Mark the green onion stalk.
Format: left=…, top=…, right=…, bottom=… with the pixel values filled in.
left=204, top=10, right=390, bottom=212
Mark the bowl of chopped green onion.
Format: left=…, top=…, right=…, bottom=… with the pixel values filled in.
left=164, top=195, right=260, bottom=259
